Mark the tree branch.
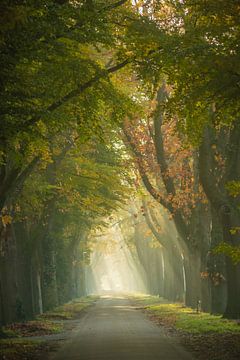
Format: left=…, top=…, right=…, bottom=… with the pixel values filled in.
left=13, top=157, right=40, bottom=196
left=0, top=136, right=78, bottom=212
left=42, top=1, right=129, bottom=47
left=23, top=59, right=130, bottom=129
left=142, top=199, right=167, bottom=247
left=0, top=167, right=20, bottom=211
left=122, top=126, right=171, bottom=210
left=199, top=126, right=227, bottom=211
left=102, top=0, right=128, bottom=11
left=0, top=157, right=40, bottom=211
left=152, top=83, right=190, bottom=243
left=226, top=120, right=240, bottom=182
left=153, top=82, right=175, bottom=196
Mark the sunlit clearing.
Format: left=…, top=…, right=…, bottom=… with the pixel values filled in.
left=86, top=223, right=147, bottom=295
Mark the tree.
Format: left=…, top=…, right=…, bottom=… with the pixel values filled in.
left=123, top=83, right=211, bottom=308
left=122, top=0, right=240, bottom=318
left=0, top=0, right=136, bottom=214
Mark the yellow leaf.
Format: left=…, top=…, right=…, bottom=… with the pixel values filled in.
left=1, top=214, right=12, bottom=226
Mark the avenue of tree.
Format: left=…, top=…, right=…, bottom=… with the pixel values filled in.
left=0, top=0, right=240, bottom=326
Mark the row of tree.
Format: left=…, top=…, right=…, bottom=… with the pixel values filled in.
left=0, top=0, right=135, bottom=325
left=120, top=0, right=240, bottom=318
left=0, top=0, right=240, bottom=324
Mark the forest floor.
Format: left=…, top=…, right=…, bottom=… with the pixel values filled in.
left=132, top=294, right=240, bottom=360
left=0, top=296, right=98, bottom=360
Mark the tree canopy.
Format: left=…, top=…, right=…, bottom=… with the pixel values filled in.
left=1, top=0, right=240, bottom=323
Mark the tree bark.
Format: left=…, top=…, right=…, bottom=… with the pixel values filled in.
left=199, top=124, right=240, bottom=318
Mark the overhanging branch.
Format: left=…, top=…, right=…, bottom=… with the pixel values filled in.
left=122, top=126, right=171, bottom=210
left=23, top=59, right=130, bottom=129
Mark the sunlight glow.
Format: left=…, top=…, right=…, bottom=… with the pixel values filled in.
left=86, top=224, right=147, bottom=295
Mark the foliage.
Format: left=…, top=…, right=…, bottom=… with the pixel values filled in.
left=5, top=320, right=63, bottom=337
left=226, top=181, right=240, bottom=198
left=214, top=242, right=240, bottom=265
left=0, top=299, right=96, bottom=346
left=130, top=294, right=166, bottom=306
left=1, top=0, right=240, bottom=326
left=144, top=298, right=240, bottom=359
left=148, top=303, right=240, bottom=334
left=0, top=0, right=135, bottom=141
left=124, top=107, right=204, bottom=218
left=0, top=339, right=45, bottom=360
left=121, top=0, right=240, bottom=142
left=16, top=134, right=133, bottom=237
left=39, top=296, right=98, bottom=320
left=0, top=0, right=139, bottom=222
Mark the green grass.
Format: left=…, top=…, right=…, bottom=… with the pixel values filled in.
left=2, top=295, right=98, bottom=339
left=0, top=338, right=41, bottom=347
left=130, top=293, right=167, bottom=306
left=148, top=303, right=240, bottom=334
left=4, top=319, right=63, bottom=337
left=1, top=328, right=19, bottom=338
left=132, top=297, right=240, bottom=359
left=0, top=338, right=44, bottom=360
left=1, top=296, right=98, bottom=359
left=39, top=295, right=98, bottom=321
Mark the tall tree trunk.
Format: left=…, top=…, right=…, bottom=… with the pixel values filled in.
left=42, top=233, right=59, bottom=311
left=221, top=209, right=240, bottom=318
left=199, top=124, right=240, bottom=318
left=207, top=208, right=227, bottom=314
left=184, top=251, right=202, bottom=308
left=0, top=224, right=19, bottom=324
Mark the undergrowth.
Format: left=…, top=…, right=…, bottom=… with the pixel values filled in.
left=135, top=295, right=240, bottom=360
left=0, top=296, right=98, bottom=360
left=148, top=303, right=240, bottom=334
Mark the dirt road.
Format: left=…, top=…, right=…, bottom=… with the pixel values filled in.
left=51, top=296, right=195, bottom=360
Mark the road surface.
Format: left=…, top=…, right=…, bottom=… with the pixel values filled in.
left=51, top=296, right=195, bottom=360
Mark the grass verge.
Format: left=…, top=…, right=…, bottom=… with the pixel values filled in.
left=129, top=293, right=168, bottom=306
left=133, top=295, right=240, bottom=360
left=38, top=295, right=98, bottom=321
left=4, top=319, right=63, bottom=338
left=148, top=303, right=240, bottom=334
left=0, top=339, right=48, bottom=360
left=1, top=295, right=98, bottom=360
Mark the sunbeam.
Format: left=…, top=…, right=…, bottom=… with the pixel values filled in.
left=86, top=224, right=147, bottom=295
